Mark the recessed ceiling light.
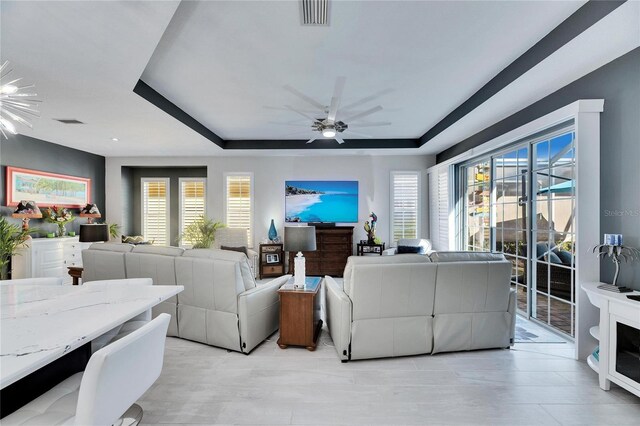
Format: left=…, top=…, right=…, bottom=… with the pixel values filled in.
left=111, top=137, right=119, bottom=142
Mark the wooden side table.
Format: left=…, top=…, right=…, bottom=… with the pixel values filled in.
left=259, top=243, right=284, bottom=279
left=67, top=266, right=83, bottom=285
left=277, top=276, right=322, bottom=351
left=357, top=242, right=385, bottom=256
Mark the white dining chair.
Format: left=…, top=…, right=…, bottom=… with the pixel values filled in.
left=85, top=278, right=153, bottom=352
left=1, top=277, right=63, bottom=286
left=1, top=313, right=170, bottom=425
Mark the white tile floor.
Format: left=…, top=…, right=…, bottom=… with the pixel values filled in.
left=139, top=319, right=640, bottom=425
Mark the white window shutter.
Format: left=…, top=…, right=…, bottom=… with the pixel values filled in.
left=225, top=174, right=253, bottom=246
left=428, top=167, right=451, bottom=251
left=179, top=179, right=206, bottom=247
left=142, top=178, right=169, bottom=246
left=390, top=171, right=420, bottom=244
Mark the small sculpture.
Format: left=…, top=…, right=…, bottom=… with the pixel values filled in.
left=592, top=241, right=640, bottom=286
left=364, top=212, right=377, bottom=244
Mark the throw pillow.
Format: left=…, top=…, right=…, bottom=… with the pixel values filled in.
left=122, top=235, right=148, bottom=245
left=221, top=245, right=248, bottom=258
left=546, top=251, right=563, bottom=264
left=397, top=245, right=422, bottom=254
left=554, top=249, right=573, bottom=265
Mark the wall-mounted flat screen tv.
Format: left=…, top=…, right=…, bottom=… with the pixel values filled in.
left=285, top=180, right=358, bottom=223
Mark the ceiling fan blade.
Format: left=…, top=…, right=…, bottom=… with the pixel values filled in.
left=335, top=136, right=346, bottom=145
left=268, top=121, right=310, bottom=127
left=306, top=137, right=318, bottom=144
left=349, top=121, right=392, bottom=128
left=345, top=130, right=372, bottom=138
left=281, top=130, right=315, bottom=138
left=284, top=104, right=317, bottom=121
left=341, top=88, right=394, bottom=111
left=327, top=77, right=346, bottom=123
left=283, top=85, right=325, bottom=110
left=342, top=105, right=383, bottom=123
left=264, top=105, right=320, bottom=114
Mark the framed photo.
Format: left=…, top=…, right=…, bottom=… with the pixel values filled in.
left=6, top=166, right=91, bottom=208
left=266, top=253, right=280, bottom=264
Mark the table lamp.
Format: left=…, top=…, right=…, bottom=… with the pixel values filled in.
left=79, top=223, right=109, bottom=243
left=12, top=200, right=42, bottom=232
left=284, top=226, right=316, bottom=288
left=79, top=203, right=102, bottom=224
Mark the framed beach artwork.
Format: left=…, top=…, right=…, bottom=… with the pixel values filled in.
left=6, top=166, right=91, bottom=208
left=285, top=180, right=358, bottom=223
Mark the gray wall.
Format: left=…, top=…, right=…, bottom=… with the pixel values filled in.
left=123, top=166, right=207, bottom=246
left=107, top=155, right=435, bottom=250
left=0, top=134, right=106, bottom=237
left=437, top=47, right=640, bottom=289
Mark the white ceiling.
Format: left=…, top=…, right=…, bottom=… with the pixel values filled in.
left=1, top=1, right=637, bottom=157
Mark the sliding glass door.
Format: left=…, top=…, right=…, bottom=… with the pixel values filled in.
left=460, top=129, right=576, bottom=337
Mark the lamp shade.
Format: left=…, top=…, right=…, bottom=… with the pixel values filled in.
left=79, top=224, right=109, bottom=243
left=284, top=226, right=317, bottom=252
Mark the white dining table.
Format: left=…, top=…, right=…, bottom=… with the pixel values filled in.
left=0, top=282, right=183, bottom=389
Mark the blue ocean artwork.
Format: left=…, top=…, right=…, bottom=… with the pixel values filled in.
left=285, top=180, right=358, bottom=223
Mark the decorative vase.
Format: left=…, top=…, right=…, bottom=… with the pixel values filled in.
left=268, top=219, right=277, bottom=241
left=56, top=223, right=66, bottom=237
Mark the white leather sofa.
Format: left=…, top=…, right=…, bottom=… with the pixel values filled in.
left=82, top=244, right=290, bottom=353
left=325, top=252, right=515, bottom=361
left=212, top=227, right=259, bottom=278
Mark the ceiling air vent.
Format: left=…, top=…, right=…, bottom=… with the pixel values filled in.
left=54, top=119, right=84, bottom=124
left=300, top=0, right=329, bottom=26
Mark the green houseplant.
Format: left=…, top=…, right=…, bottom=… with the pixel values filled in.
left=178, top=216, right=225, bottom=248
left=0, top=216, right=36, bottom=280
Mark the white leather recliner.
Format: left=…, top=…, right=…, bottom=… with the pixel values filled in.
left=325, top=253, right=515, bottom=361
left=82, top=244, right=290, bottom=354
left=175, top=249, right=290, bottom=353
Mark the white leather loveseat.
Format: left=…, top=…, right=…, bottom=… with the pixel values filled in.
left=82, top=243, right=290, bottom=353
left=325, top=251, right=515, bottom=361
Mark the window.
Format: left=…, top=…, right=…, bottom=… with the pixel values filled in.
left=461, top=159, right=491, bottom=252
left=390, top=171, right=420, bottom=244
left=141, top=178, right=169, bottom=246
left=179, top=178, right=206, bottom=247
left=225, top=173, right=253, bottom=246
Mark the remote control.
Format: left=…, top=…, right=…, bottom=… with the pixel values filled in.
left=597, top=283, right=633, bottom=293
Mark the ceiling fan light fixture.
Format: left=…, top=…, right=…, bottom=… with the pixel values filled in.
left=322, top=127, right=336, bottom=138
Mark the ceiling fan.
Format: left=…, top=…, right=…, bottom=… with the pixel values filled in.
left=273, top=77, right=392, bottom=144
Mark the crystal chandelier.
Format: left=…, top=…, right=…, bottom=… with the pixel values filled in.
left=0, top=61, right=40, bottom=138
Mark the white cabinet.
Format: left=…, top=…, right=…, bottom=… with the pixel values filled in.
left=582, top=282, right=640, bottom=398
left=11, top=237, right=91, bottom=285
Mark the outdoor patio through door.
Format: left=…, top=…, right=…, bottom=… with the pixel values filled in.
left=462, top=128, right=576, bottom=337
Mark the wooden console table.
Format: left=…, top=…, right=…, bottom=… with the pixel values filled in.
left=277, top=276, right=322, bottom=351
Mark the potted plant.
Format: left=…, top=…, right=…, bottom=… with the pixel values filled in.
left=0, top=216, right=36, bottom=280
left=178, top=216, right=225, bottom=248
left=42, top=206, right=75, bottom=237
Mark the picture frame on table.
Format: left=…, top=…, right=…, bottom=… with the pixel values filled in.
left=6, top=166, right=91, bottom=208
left=266, top=253, right=280, bottom=264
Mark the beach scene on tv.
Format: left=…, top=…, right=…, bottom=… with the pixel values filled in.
left=285, top=180, right=358, bottom=223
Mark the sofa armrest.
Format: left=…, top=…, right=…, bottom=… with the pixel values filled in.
left=238, top=274, right=291, bottom=353
left=324, top=275, right=352, bottom=361
left=382, top=248, right=397, bottom=256
left=508, top=288, right=517, bottom=345
left=247, top=248, right=259, bottom=278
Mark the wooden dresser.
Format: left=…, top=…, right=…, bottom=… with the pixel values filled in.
left=288, top=226, right=353, bottom=277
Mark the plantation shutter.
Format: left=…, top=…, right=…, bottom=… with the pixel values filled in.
left=391, top=171, right=420, bottom=244
left=180, top=179, right=206, bottom=247
left=142, top=178, right=169, bottom=246
left=225, top=174, right=253, bottom=246
left=428, top=166, right=451, bottom=251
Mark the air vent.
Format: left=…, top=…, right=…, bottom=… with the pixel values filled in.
left=300, top=0, right=329, bottom=26
left=54, top=119, right=85, bottom=124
